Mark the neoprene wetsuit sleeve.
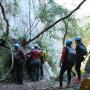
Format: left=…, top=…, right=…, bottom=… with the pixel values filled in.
left=61, top=47, right=67, bottom=61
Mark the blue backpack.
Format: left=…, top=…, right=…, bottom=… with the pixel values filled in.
left=67, top=47, right=76, bottom=64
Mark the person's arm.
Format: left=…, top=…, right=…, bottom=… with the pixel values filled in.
left=61, top=47, right=67, bottom=61
left=75, top=44, right=80, bottom=55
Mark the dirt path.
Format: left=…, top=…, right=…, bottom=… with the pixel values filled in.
left=0, top=80, right=80, bottom=90
left=0, top=74, right=90, bottom=90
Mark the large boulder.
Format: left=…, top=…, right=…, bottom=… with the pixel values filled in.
left=80, top=77, right=90, bottom=90
left=0, top=46, right=11, bottom=79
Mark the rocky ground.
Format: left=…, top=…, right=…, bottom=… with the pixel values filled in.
left=0, top=73, right=90, bottom=90
left=0, top=80, right=80, bottom=90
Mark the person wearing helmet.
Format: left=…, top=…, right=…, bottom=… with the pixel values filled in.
left=59, top=39, right=75, bottom=89
left=26, top=44, right=41, bottom=81
left=40, top=50, right=48, bottom=79
left=75, top=37, right=87, bottom=83
left=26, top=46, right=34, bottom=80
left=14, top=44, right=20, bottom=49
left=12, top=43, right=25, bottom=84
left=75, top=36, right=81, bottom=42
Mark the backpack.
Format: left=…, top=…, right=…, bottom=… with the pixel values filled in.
left=79, top=43, right=87, bottom=56
left=67, top=47, right=76, bottom=64
left=40, top=50, right=47, bottom=64
left=13, top=49, right=25, bottom=63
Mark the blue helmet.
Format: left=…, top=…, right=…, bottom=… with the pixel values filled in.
left=34, top=44, right=39, bottom=49
left=14, top=44, right=20, bottom=49
left=66, top=39, right=72, bottom=46
left=75, top=36, right=81, bottom=41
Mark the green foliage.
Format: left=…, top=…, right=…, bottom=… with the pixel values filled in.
left=67, top=17, right=80, bottom=37
left=37, top=1, right=69, bottom=26
left=78, top=16, right=90, bottom=40
left=12, top=28, right=23, bottom=38
left=0, top=21, right=6, bottom=37
left=13, top=0, right=21, bottom=17
left=37, top=0, right=80, bottom=39
left=0, top=22, right=3, bottom=30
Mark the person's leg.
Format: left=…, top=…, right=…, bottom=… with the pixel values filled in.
left=11, top=62, right=17, bottom=82
left=75, top=61, right=81, bottom=80
left=59, top=65, right=66, bottom=87
left=26, top=59, right=30, bottom=75
left=36, top=62, right=41, bottom=81
left=14, top=61, right=20, bottom=83
left=17, top=63, right=23, bottom=84
left=28, top=62, right=33, bottom=79
left=40, top=63, right=43, bottom=76
left=67, top=66, right=72, bottom=87
left=30, top=63, right=36, bottom=81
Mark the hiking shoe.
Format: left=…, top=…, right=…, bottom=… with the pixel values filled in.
left=75, top=78, right=81, bottom=83
left=58, top=86, right=63, bottom=89
left=66, top=84, right=71, bottom=88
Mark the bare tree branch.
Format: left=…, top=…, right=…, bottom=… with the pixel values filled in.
left=62, top=20, right=68, bottom=46
left=24, top=17, right=37, bottom=37
left=25, top=19, right=41, bottom=39
left=0, top=2, right=9, bottom=37
left=23, top=0, right=52, bottom=39
left=24, top=0, right=86, bottom=45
